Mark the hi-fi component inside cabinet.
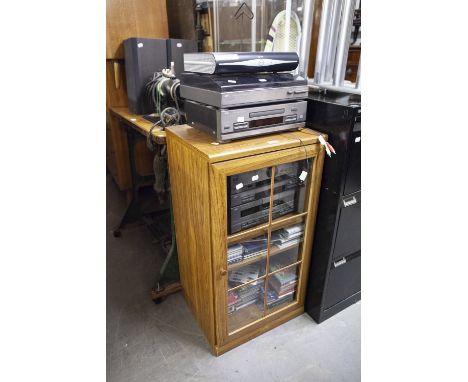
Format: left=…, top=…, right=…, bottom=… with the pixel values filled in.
left=166, top=125, right=326, bottom=355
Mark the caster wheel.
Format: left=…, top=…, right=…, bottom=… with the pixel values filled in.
left=113, top=230, right=121, bottom=238
left=153, top=297, right=165, bottom=305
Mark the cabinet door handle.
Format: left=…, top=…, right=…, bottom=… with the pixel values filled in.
left=220, top=268, right=227, bottom=276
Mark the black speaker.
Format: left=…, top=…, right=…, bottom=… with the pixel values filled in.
left=123, top=37, right=168, bottom=115
left=166, top=38, right=197, bottom=76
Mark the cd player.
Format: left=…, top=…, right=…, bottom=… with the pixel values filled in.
left=185, top=100, right=307, bottom=143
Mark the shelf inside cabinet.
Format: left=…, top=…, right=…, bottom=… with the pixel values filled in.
left=269, top=242, right=301, bottom=258
left=228, top=276, right=266, bottom=292
left=270, top=211, right=308, bottom=230
left=227, top=223, right=269, bottom=245
left=228, top=242, right=301, bottom=271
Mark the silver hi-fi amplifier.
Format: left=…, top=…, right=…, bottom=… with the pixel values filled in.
left=185, top=100, right=307, bottom=143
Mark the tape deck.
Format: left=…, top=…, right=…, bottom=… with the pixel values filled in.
left=227, top=161, right=308, bottom=234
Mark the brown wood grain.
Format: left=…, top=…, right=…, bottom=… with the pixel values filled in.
left=108, top=111, right=132, bottom=190
left=106, top=60, right=128, bottom=109
left=308, top=0, right=324, bottom=78
left=208, top=144, right=323, bottom=349
left=227, top=224, right=270, bottom=245
left=345, top=46, right=361, bottom=82
left=166, top=0, right=196, bottom=40
left=106, top=60, right=130, bottom=189
left=307, top=1, right=360, bottom=83
left=108, top=109, right=156, bottom=190
left=211, top=144, right=320, bottom=177
left=106, top=0, right=169, bottom=59
left=215, top=306, right=304, bottom=355
left=208, top=165, right=229, bottom=349
left=166, top=131, right=216, bottom=349
left=110, top=107, right=166, bottom=144
left=165, top=125, right=323, bottom=164
left=296, top=145, right=326, bottom=306
left=166, top=127, right=326, bottom=355
left=106, top=120, right=117, bottom=179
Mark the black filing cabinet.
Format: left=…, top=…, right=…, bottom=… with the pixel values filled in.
left=305, top=91, right=361, bottom=323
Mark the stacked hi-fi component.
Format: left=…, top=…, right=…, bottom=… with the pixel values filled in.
left=180, top=52, right=309, bottom=143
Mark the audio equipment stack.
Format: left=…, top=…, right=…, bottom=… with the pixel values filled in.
left=180, top=52, right=309, bottom=142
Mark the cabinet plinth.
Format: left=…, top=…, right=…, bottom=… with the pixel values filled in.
left=166, top=125, right=326, bottom=355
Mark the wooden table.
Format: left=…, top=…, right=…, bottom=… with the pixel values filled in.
left=110, top=107, right=181, bottom=302
left=110, top=107, right=167, bottom=144
left=109, top=107, right=169, bottom=236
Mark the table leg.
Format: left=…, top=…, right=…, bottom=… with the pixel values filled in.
left=151, top=199, right=181, bottom=303
left=112, top=121, right=154, bottom=237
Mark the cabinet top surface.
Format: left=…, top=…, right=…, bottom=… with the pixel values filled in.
left=110, top=107, right=166, bottom=144
left=166, top=125, right=324, bottom=163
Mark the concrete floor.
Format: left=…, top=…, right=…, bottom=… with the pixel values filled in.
left=107, top=174, right=361, bottom=382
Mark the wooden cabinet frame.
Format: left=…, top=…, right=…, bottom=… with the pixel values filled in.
left=166, top=126, right=326, bottom=355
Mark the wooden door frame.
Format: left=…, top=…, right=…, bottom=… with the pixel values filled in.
left=209, top=144, right=325, bottom=349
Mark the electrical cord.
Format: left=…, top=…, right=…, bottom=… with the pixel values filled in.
left=160, top=107, right=180, bottom=127
left=146, top=120, right=162, bottom=151
left=279, top=132, right=311, bottom=179
left=145, top=71, right=182, bottom=130
left=298, top=127, right=335, bottom=156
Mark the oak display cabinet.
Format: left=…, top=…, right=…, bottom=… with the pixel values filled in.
left=166, top=125, right=326, bottom=355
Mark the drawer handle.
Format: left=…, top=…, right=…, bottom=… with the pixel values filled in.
left=343, top=196, right=357, bottom=207
left=333, top=258, right=347, bottom=268
left=220, top=268, right=227, bottom=276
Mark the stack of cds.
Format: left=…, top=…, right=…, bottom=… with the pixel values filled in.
left=271, top=224, right=304, bottom=250
left=237, top=283, right=263, bottom=313
left=268, top=268, right=297, bottom=307
left=227, top=243, right=243, bottom=264
left=227, top=236, right=269, bottom=266
left=228, top=283, right=263, bottom=315
left=228, top=264, right=260, bottom=286
left=266, top=288, right=294, bottom=309
left=242, top=237, right=268, bottom=260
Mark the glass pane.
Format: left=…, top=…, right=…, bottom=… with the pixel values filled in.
left=228, top=167, right=273, bottom=234
left=271, top=159, right=311, bottom=221
left=228, top=234, right=268, bottom=283
left=266, top=264, right=300, bottom=314
left=211, top=0, right=305, bottom=53
left=269, top=219, right=305, bottom=270
left=228, top=278, right=265, bottom=333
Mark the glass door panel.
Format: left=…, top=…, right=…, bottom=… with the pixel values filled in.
left=224, top=156, right=313, bottom=337
left=269, top=217, right=306, bottom=270
left=271, top=159, right=312, bottom=222
left=228, top=166, right=273, bottom=234
left=228, top=278, right=266, bottom=333
left=266, top=263, right=301, bottom=314
left=228, top=234, right=268, bottom=280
